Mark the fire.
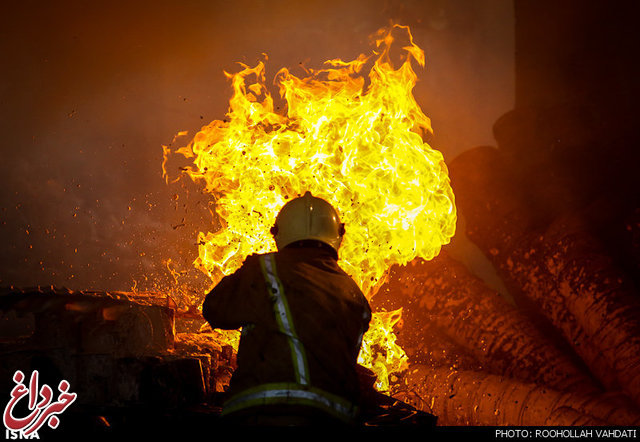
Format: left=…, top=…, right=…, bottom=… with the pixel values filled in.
left=164, top=24, right=456, bottom=391
left=358, top=308, right=408, bottom=391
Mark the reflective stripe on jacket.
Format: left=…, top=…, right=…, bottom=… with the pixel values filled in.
left=202, top=246, right=371, bottom=421
left=221, top=382, right=358, bottom=422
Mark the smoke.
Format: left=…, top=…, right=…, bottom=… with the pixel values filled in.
left=0, top=0, right=514, bottom=293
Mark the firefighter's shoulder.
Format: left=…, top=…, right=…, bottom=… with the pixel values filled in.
left=242, top=252, right=267, bottom=265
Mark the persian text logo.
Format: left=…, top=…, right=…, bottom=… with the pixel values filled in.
left=3, top=370, right=77, bottom=439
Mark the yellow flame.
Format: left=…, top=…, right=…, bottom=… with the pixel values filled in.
left=165, top=24, right=456, bottom=390
left=358, top=308, right=408, bottom=391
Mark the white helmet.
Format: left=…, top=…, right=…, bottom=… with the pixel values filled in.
left=271, top=191, right=345, bottom=253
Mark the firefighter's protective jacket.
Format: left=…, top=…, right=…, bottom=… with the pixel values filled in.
left=202, top=246, right=372, bottom=423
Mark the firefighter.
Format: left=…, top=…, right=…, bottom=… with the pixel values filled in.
left=202, top=191, right=371, bottom=426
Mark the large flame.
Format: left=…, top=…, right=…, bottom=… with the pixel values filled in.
left=164, top=24, right=456, bottom=391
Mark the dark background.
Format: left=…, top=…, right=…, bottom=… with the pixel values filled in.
left=0, top=0, right=515, bottom=294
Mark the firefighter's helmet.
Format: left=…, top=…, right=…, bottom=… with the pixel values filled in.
left=271, top=191, right=345, bottom=253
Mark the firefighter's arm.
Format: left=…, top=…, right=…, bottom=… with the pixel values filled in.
left=362, top=295, right=372, bottom=333
left=355, top=291, right=372, bottom=354
left=201, top=270, right=246, bottom=330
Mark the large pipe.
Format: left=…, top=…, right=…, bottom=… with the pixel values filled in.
left=448, top=145, right=640, bottom=406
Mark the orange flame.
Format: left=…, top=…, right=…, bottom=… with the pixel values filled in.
left=165, top=24, right=456, bottom=391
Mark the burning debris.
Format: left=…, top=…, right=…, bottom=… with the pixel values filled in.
left=156, top=19, right=640, bottom=426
